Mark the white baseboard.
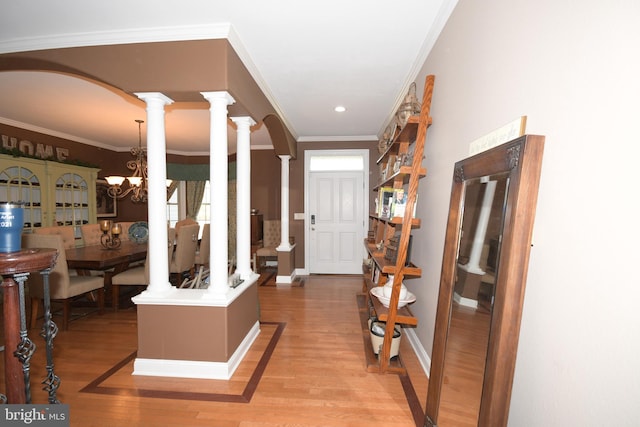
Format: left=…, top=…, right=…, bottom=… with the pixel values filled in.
left=133, top=321, right=260, bottom=380
left=404, top=327, right=431, bottom=378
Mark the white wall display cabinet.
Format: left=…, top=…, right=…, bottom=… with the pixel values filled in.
left=0, top=154, right=99, bottom=238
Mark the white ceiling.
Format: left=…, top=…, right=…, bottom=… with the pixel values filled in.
left=0, top=1, right=456, bottom=155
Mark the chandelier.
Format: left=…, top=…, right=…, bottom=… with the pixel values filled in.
left=105, top=119, right=148, bottom=203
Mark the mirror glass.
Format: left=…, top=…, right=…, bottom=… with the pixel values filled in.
left=438, top=173, right=509, bottom=426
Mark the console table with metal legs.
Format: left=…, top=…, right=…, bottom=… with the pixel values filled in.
left=0, top=248, right=59, bottom=404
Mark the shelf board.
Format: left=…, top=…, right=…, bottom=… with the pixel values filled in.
left=369, top=254, right=422, bottom=278
left=356, top=293, right=407, bottom=374
left=364, top=240, right=382, bottom=256
left=364, top=277, right=418, bottom=326
left=376, top=116, right=422, bottom=164
left=368, top=214, right=420, bottom=227
left=374, top=166, right=427, bottom=190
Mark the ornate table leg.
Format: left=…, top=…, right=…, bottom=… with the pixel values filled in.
left=0, top=248, right=58, bottom=404
left=1, top=274, right=24, bottom=403
left=13, top=272, right=36, bottom=403
left=39, top=268, right=61, bottom=403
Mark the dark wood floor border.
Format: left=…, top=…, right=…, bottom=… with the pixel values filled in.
left=80, top=321, right=286, bottom=403
left=356, top=293, right=425, bottom=425
left=400, top=373, right=425, bottom=426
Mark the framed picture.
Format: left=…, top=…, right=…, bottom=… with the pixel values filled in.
left=96, top=179, right=117, bottom=217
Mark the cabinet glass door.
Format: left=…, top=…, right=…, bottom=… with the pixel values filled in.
left=54, top=172, right=89, bottom=238
left=0, top=165, right=44, bottom=232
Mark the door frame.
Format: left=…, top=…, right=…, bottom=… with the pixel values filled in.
left=304, top=149, right=370, bottom=275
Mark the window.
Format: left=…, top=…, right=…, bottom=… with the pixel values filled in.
left=166, top=181, right=211, bottom=239
left=166, top=187, right=179, bottom=228
left=196, top=181, right=211, bottom=236
left=309, top=155, right=364, bottom=171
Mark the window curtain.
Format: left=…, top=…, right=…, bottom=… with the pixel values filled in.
left=185, top=181, right=206, bottom=220
left=166, top=180, right=179, bottom=201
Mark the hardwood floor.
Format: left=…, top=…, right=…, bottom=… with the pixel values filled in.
left=1, top=275, right=429, bottom=426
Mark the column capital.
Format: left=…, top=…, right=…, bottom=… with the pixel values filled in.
left=134, top=92, right=174, bottom=106
left=230, top=116, right=257, bottom=128
left=278, top=154, right=292, bottom=161
left=201, top=91, right=236, bottom=105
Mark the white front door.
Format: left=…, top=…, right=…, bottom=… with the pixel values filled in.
left=308, top=170, right=364, bottom=274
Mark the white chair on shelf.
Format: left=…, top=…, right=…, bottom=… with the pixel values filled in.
left=23, top=233, right=105, bottom=331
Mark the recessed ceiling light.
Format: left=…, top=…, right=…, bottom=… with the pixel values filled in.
left=334, top=106, right=346, bottom=113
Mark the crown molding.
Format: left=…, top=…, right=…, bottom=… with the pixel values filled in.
left=379, top=0, right=459, bottom=137
left=0, top=116, right=123, bottom=151
left=0, top=23, right=232, bottom=54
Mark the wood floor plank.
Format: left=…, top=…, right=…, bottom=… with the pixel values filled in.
left=1, top=275, right=428, bottom=426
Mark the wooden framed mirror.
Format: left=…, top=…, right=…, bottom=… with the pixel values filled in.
left=424, top=134, right=545, bottom=427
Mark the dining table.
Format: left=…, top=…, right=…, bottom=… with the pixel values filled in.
left=66, top=240, right=148, bottom=276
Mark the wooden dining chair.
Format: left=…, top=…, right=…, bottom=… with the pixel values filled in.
left=194, top=223, right=210, bottom=269
left=170, top=223, right=199, bottom=282
left=23, top=233, right=105, bottom=331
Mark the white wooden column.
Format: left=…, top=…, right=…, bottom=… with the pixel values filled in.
left=135, top=92, right=174, bottom=294
left=201, top=91, right=235, bottom=295
left=277, top=155, right=292, bottom=250
left=462, top=179, right=497, bottom=274
left=231, top=116, right=256, bottom=280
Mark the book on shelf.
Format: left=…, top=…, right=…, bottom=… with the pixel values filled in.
left=390, top=188, right=417, bottom=218
left=378, top=186, right=394, bottom=218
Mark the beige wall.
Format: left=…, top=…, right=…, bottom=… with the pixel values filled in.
left=1, top=123, right=376, bottom=270
left=410, top=0, right=640, bottom=424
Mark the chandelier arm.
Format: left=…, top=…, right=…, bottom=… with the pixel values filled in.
left=107, top=184, right=137, bottom=199
left=106, top=118, right=148, bottom=203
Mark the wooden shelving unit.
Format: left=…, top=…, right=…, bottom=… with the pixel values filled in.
left=361, top=74, right=435, bottom=374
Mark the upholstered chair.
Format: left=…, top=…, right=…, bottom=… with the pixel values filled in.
left=168, top=227, right=176, bottom=246
left=194, top=223, right=210, bottom=269
left=108, top=241, right=173, bottom=310
left=33, top=225, right=77, bottom=249
left=23, top=233, right=105, bottom=331
left=119, top=222, right=136, bottom=241
left=80, top=223, right=103, bottom=246
left=256, top=219, right=281, bottom=271
left=169, top=223, right=200, bottom=282
left=174, top=218, right=198, bottom=236
left=108, top=260, right=148, bottom=311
